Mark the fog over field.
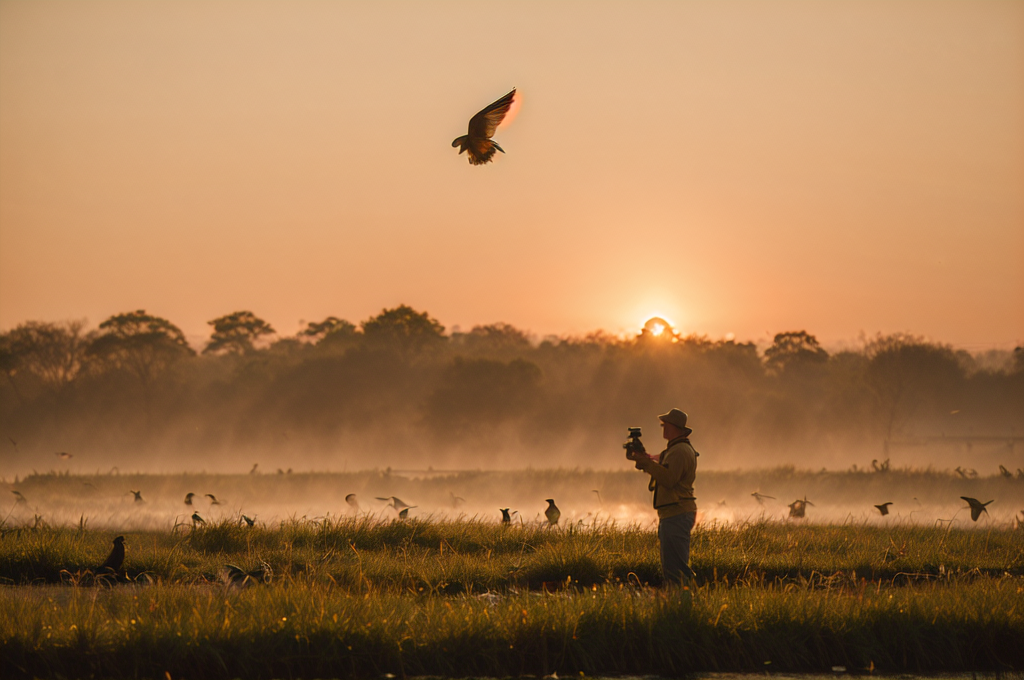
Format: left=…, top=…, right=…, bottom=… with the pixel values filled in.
left=1, top=307, right=1021, bottom=481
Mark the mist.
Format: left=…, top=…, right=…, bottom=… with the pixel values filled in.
left=1, top=306, right=1022, bottom=478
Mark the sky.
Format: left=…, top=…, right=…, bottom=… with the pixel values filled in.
left=1, top=0, right=1022, bottom=349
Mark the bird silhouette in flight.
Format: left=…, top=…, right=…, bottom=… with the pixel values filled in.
left=999, top=465, right=1013, bottom=479
left=751, top=492, right=775, bottom=505
left=398, top=507, right=415, bottom=520
left=960, top=496, right=993, bottom=522
left=184, top=492, right=195, bottom=505
left=544, top=498, right=561, bottom=525
left=130, top=490, right=143, bottom=503
left=250, top=463, right=259, bottom=475
left=376, top=496, right=413, bottom=512
left=450, top=491, right=466, bottom=508
left=96, top=536, right=125, bottom=573
left=874, top=502, right=893, bottom=516
left=191, top=511, right=206, bottom=526
left=56, top=451, right=73, bottom=460
left=11, top=490, right=26, bottom=504
left=240, top=515, right=256, bottom=527
left=345, top=493, right=360, bottom=511
left=206, top=494, right=221, bottom=505
left=452, top=88, right=516, bottom=165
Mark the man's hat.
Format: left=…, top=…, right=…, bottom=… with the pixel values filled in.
left=658, top=408, right=692, bottom=436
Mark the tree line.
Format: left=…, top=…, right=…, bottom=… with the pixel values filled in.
left=1, top=306, right=1021, bottom=471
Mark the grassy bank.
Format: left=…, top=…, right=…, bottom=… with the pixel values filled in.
left=2, top=519, right=1022, bottom=589
left=3, top=578, right=1022, bottom=678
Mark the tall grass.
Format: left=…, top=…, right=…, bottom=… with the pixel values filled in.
left=2, top=577, right=1021, bottom=678
left=2, top=518, right=1021, bottom=589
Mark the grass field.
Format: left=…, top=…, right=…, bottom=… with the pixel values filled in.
left=2, top=470, right=1023, bottom=678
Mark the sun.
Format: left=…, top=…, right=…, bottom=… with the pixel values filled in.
left=641, top=316, right=676, bottom=340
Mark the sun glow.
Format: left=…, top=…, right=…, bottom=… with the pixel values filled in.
left=641, top=315, right=676, bottom=340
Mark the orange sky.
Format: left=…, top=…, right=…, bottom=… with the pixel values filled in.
left=1, top=1, right=1022, bottom=348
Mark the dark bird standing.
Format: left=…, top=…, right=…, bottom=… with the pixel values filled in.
left=500, top=508, right=519, bottom=525
left=874, top=502, right=893, bottom=516
left=788, top=497, right=814, bottom=519
left=96, top=536, right=125, bottom=572
left=544, top=498, right=560, bottom=525
left=240, top=514, right=256, bottom=527
left=961, top=496, right=993, bottom=522
left=452, top=89, right=517, bottom=165
left=192, top=511, right=206, bottom=526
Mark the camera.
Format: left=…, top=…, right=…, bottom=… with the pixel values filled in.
left=623, top=427, right=646, bottom=459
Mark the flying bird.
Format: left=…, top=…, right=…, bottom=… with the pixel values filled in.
left=544, top=498, right=561, bottom=525
left=398, top=507, right=415, bottom=520
left=874, top=502, right=893, bottom=516
left=206, top=494, right=221, bottom=505
left=96, top=536, right=125, bottom=573
left=999, top=465, right=1013, bottom=479
left=56, top=451, right=73, bottom=460
left=960, top=496, right=993, bottom=522
left=450, top=491, right=466, bottom=508
left=250, top=463, right=259, bottom=474
left=191, top=511, right=206, bottom=526
left=751, top=492, right=775, bottom=505
left=7, top=437, right=17, bottom=451
left=345, top=493, right=360, bottom=511
left=11, top=490, right=26, bottom=504
left=451, top=88, right=517, bottom=165
left=240, top=515, right=256, bottom=527
left=184, top=492, right=195, bottom=505
left=592, top=489, right=603, bottom=504
left=130, top=490, right=143, bottom=503
left=376, top=496, right=413, bottom=512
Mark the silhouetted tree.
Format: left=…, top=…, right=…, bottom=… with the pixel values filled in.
left=458, top=323, right=532, bottom=356
left=1, top=320, right=94, bottom=422
left=361, top=305, right=445, bottom=353
left=764, top=331, right=828, bottom=373
left=204, top=311, right=275, bottom=355
left=88, top=310, right=194, bottom=414
left=424, top=357, right=542, bottom=433
left=299, top=317, right=358, bottom=347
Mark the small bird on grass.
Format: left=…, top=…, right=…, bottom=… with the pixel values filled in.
left=788, top=498, right=813, bottom=519
left=130, top=490, right=143, bottom=503
left=184, top=492, right=195, bottom=505
left=452, top=88, right=517, bottom=165
left=545, top=499, right=560, bottom=525
left=500, top=508, right=519, bottom=525
left=191, top=512, right=206, bottom=526
left=240, top=515, right=256, bottom=527
left=751, top=492, right=775, bottom=505
left=345, top=493, right=360, bottom=511
left=224, top=561, right=271, bottom=586
left=206, top=494, right=221, bottom=505
left=874, top=502, right=893, bottom=516
left=96, top=536, right=125, bottom=573
left=960, top=496, right=993, bottom=522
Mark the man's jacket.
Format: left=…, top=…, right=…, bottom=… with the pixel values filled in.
left=636, top=435, right=697, bottom=519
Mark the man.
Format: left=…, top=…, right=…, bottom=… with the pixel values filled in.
left=627, top=408, right=698, bottom=585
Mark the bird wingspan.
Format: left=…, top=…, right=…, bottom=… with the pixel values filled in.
left=467, top=89, right=516, bottom=140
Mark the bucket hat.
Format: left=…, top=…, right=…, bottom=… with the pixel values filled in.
left=658, top=408, right=692, bottom=436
